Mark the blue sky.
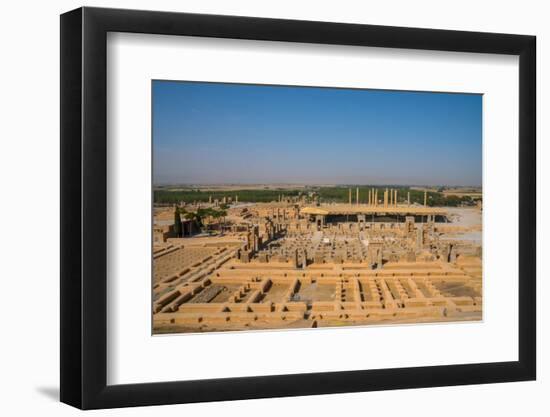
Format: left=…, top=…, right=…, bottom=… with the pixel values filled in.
left=153, top=81, right=482, bottom=186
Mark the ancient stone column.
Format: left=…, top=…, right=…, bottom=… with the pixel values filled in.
left=407, top=191, right=410, bottom=206
left=349, top=188, right=352, bottom=205
left=253, top=225, right=260, bottom=252
left=424, top=191, right=427, bottom=207
left=405, top=216, right=413, bottom=234
left=444, top=244, right=451, bottom=262
left=377, top=249, right=383, bottom=270
left=394, top=190, right=398, bottom=207
left=356, top=187, right=359, bottom=205
left=294, top=248, right=300, bottom=269
left=368, top=189, right=371, bottom=206
left=416, top=226, right=423, bottom=250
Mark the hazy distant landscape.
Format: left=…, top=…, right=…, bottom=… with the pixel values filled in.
left=154, top=184, right=482, bottom=207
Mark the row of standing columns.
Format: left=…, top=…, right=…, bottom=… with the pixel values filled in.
left=346, top=188, right=426, bottom=208
left=208, top=195, right=239, bottom=204
left=349, top=187, right=404, bottom=208
left=383, top=188, right=398, bottom=208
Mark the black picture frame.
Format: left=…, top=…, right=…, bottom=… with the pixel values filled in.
left=60, top=6, right=536, bottom=410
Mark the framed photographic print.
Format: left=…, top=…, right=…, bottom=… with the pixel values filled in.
left=60, top=7, right=536, bottom=409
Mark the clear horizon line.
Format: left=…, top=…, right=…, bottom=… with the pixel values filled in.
left=153, top=182, right=482, bottom=188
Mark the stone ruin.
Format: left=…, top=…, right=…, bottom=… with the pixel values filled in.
left=152, top=199, right=482, bottom=333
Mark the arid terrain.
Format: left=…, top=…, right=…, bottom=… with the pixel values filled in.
left=152, top=186, right=482, bottom=334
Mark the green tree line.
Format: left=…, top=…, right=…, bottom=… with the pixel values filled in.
left=154, top=189, right=301, bottom=204
left=155, top=187, right=478, bottom=207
